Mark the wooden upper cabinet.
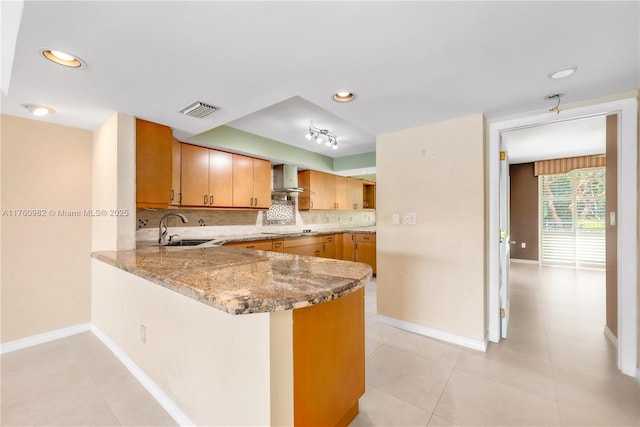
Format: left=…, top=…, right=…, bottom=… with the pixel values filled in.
left=253, top=157, right=271, bottom=209
left=335, top=176, right=347, bottom=210
left=232, top=154, right=271, bottom=208
left=299, top=170, right=368, bottom=210
left=171, top=138, right=181, bottom=205
left=298, top=170, right=335, bottom=210
left=136, top=118, right=174, bottom=207
left=181, top=144, right=233, bottom=207
left=346, top=178, right=364, bottom=210
left=181, top=144, right=210, bottom=206
left=363, top=182, right=376, bottom=209
left=208, top=150, right=233, bottom=207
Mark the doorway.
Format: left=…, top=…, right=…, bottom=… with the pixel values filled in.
left=488, top=98, right=638, bottom=377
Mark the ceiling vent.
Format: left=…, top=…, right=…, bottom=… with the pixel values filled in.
left=178, top=100, right=218, bottom=118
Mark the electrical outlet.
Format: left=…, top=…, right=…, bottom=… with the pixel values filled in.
left=521, top=242, right=526, bottom=249
left=140, top=324, right=146, bottom=343
left=403, top=213, right=416, bottom=225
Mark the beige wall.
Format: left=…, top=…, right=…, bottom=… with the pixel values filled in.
left=376, top=114, right=486, bottom=342
left=1, top=115, right=92, bottom=343
left=92, top=260, right=280, bottom=426
left=92, top=113, right=136, bottom=251
left=637, top=90, right=640, bottom=370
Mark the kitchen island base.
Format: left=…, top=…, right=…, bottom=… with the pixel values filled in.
left=92, top=256, right=365, bottom=426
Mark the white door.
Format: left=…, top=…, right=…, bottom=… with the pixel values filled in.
left=499, top=148, right=511, bottom=338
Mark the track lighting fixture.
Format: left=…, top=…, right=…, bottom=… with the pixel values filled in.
left=306, top=121, right=338, bottom=150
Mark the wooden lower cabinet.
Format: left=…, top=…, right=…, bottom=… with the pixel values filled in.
left=355, top=234, right=376, bottom=275
left=293, top=287, right=365, bottom=426
left=343, top=233, right=376, bottom=274
left=224, top=239, right=274, bottom=251
left=343, top=233, right=356, bottom=262
left=224, top=233, right=375, bottom=274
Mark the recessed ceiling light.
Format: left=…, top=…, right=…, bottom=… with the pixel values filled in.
left=549, top=66, right=577, bottom=80
left=23, top=104, right=55, bottom=116
left=40, top=48, right=86, bottom=69
left=332, top=91, right=356, bottom=102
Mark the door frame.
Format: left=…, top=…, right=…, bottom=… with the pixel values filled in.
left=487, top=97, right=638, bottom=377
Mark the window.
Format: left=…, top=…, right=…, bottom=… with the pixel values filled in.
left=540, top=167, right=606, bottom=267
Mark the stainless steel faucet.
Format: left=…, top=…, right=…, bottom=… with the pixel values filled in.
left=158, top=212, right=188, bottom=245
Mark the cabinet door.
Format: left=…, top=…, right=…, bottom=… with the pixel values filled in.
left=322, top=236, right=336, bottom=259
left=232, top=154, right=255, bottom=207
left=208, top=150, right=233, bottom=207
left=343, top=233, right=355, bottom=261
left=136, top=119, right=173, bottom=207
left=284, top=243, right=324, bottom=257
left=356, top=241, right=376, bottom=275
left=320, top=172, right=337, bottom=209
left=347, top=178, right=364, bottom=210
left=335, top=176, right=347, bottom=210
left=171, top=138, right=182, bottom=206
left=253, top=158, right=272, bottom=209
left=181, top=144, right=210, bottom=206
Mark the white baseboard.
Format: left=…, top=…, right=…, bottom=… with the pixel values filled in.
left=603, top=326, right=618, bottom=347
left=0, top=323, right=194, bottom=427
left=377, top=315, right=488, bottom=352
left=510, top=258, right=539, bottom=265
left=0, top=323, right=91, bottom=355
left=90, top=324, right=195, bottom=427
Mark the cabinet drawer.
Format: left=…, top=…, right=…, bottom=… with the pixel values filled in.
left=284, top=235, right=324, bottom=248
left=284, top=243, right=324, bottom=257
left=225, top=240, right=274, bottom=251
left=355, top=234, right=376, bottom=243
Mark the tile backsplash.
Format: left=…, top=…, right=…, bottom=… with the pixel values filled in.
left=136, top=195, right=375, bottom=241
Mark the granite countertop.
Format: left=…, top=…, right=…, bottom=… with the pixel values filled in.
left=186, top=226, right=377, bottom=246
left=92, top=246, right=372, bottom=315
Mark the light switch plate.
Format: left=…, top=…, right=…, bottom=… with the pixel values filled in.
left=403, top=213, right=416, bottom=225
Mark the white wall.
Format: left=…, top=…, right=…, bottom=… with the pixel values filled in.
left=376, top=114, right=486, bottom=344
left=1, top=115, right=92, bottom=342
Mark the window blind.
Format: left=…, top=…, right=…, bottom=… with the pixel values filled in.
left=540, top=167, right=606, bottom=267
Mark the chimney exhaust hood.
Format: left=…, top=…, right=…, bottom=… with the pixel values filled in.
left=272, top=164, right=304, bottom=193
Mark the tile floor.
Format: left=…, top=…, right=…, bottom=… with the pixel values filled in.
left=1, top=262, right=638, bottom=426
left=352, top=263, right=640, bottom=426
left=1, top=332, right=176, bottom=426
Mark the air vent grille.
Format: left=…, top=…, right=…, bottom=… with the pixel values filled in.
left=178, top=100, right=218, bottom=118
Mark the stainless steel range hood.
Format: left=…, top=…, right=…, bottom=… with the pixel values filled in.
left=272, top=164, right=304, bottom=193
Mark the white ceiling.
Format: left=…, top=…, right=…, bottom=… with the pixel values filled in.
left=1, top=1, right=638, bottom=163
left=503, top=115, right=606, bottom=164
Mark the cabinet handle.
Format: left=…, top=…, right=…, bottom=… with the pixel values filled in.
left=247, top=245, right=255, bottom=249
left=315, top=250, right=321, bottom=256
left=204, top=195, right=208, bottom=205
left=210, top=194, right=214, bottom=205
left=354, top=203, right=357, bottom=209
left=171, top=189, right=174, bottom=201
left=250, top=197, right=254, bottom=206
left=254, top=197, right=257, bottom=207
left=310, top=201, right=314, bottom=209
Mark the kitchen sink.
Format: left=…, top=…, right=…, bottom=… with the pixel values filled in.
left=166, top=238, right=219, bottom=247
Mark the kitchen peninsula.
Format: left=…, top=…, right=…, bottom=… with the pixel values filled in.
left=91, top=244, right=371, bottom=426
